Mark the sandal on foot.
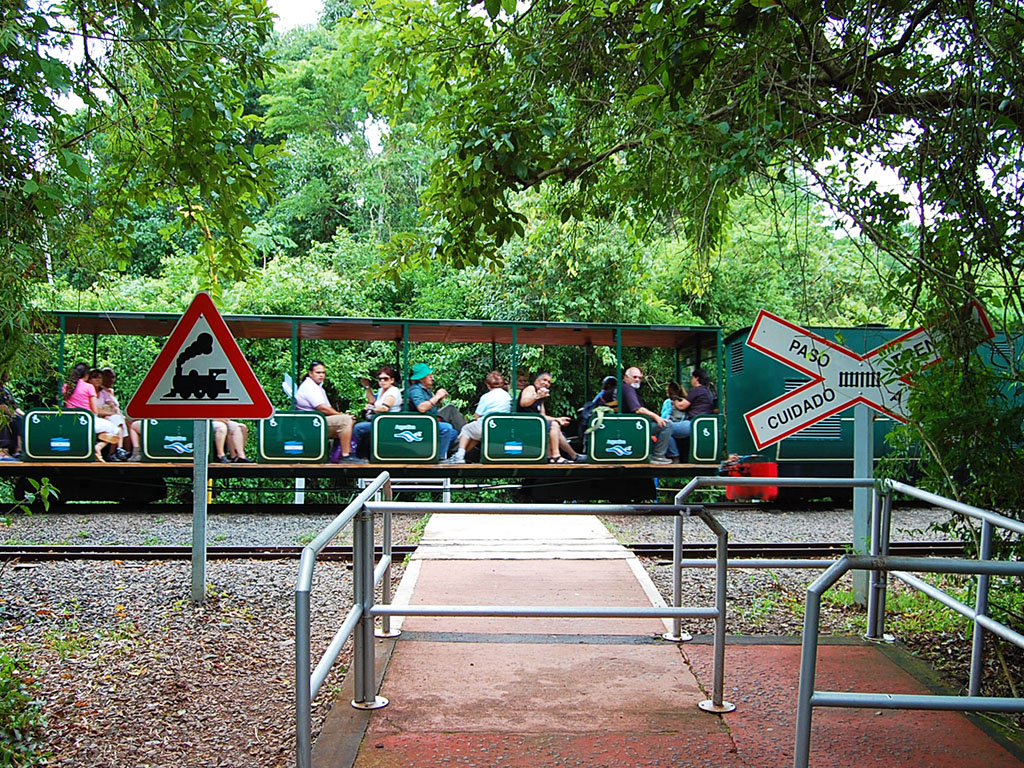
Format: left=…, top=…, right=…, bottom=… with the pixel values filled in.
left=548, top=456, right=570, bottom=464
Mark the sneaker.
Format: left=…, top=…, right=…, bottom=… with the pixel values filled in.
left=443, top=455, right=465, bottom=464
left=232, top=456, right=254, bottom=464
left=216, top=455, right=232, bottom=464
left=573, top=454, right=588, bottom=463
left=128, top=453, right=142, bottom=463
left=113, top=448, right=130, bottom=461
left=339, top=455, right=367, bottom=464
left=650, top=456, right=672, bottom=464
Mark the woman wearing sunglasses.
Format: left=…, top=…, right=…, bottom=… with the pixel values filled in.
left=352, top=365, right=404, bottom=455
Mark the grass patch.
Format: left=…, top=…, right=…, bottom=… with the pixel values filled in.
left=407, top=513, right=432, bottom=544
left=0, top=650, right=49, bottom=767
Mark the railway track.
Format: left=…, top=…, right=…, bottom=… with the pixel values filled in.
left=0, top=540, right=965, bottom=562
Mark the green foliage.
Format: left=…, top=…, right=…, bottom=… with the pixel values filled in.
left=2, top=0, right=284, bottom=374
left=881, top=342, right=1024, bottom=557
left=258, top=21, right=431, bottom=251
left=660, top=180, right=897, bottom=331
left=363, top=0, right=1024, bottom=279
left=0, top=650, right=48, bottom=767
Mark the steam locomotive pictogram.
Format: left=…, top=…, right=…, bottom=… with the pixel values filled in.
left=165, top=332, right=229, bottom=400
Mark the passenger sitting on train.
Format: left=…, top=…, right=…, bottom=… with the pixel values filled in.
left=0, top=371, right=24, bottom=460
left=406, top=363, right=458, bottom=460
left=213, top=419, right=251, bottom=463
left=660, top=380, right=687, bottom=461
left=663, top=367, right=717, bottom=460
left=445, top=371, right=512, bottom=464
left=64, top=363, right=121, bottom=462
left=351, top=365, right=402, bottom=461
left=95, top=367, right=130, bottom=461
left=622, top=366, right=673, bottom=464
left=518, top=371, right=585, bottom=464
left=294, top=360, right=358, bottom=462
left=578, top=375, right=618, bottom=443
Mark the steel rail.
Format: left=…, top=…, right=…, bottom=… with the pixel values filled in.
left=0, top=540, right=965, bottom=562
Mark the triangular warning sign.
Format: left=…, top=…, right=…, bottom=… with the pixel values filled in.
left=127, top=292, right=273, bottom=419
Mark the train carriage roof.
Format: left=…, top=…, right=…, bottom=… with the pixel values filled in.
left=44, top=312, right=720, bottom=349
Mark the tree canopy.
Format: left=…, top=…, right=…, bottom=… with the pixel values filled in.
left=1, top=0, right=281, bottom=369
left=363, top=0, right=1023, bottom=322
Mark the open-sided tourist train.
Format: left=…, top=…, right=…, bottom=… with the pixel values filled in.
left=7, top=308, right=1006, bottom=505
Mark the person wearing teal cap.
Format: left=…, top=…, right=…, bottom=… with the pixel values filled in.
left=406, top=363, right=458, bottom=459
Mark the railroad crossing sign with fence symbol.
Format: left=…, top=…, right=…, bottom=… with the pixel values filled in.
left=743, top=306, right=993, bottom=450
left=127, top=292, right=273, bottom=419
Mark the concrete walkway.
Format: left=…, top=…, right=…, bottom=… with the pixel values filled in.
left=313, top=513, right=1024, bottom=768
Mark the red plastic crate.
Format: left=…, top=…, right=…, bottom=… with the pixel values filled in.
left=724, top=461, right=779, bottom=501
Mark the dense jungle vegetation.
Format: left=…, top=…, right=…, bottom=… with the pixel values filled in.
left=2, top=1, right=1023, bottom=536
left=2, top=2, right=1024, bottom=754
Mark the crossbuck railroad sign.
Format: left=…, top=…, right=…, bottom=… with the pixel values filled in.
left=743, top=306, right=993, bottom=450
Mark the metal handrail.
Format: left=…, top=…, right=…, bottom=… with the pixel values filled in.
left=670, top=475, right=878, bottom=690
left=295, top=471, right=392, bottom=768
left=794, top=481, right=1024, bottom=768
left=358, top=499, right=737, bottom=714
left=868, top=478, right=1024, bottom=695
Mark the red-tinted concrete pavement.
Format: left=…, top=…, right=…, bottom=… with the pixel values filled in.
left=313, top=514, right=1023, bottom=768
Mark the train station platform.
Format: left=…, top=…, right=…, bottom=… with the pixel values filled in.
left=312, top=514, right=1024, bottom=768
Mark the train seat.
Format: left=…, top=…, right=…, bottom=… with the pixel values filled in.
left=684, top=414, right=723, bottom=464
left=369, top=413, right=441, bottom=463
left=479, top=414, right=548, bottom=463
left=259, top=411, right=327, bottom=463
left=23, top=409, right=96, bottom=461
left=138, top=419, right=219, bottom=462
left=586, top=414, right=651, bottom=463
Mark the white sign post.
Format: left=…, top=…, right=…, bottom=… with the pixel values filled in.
left=743, top=307, right=993, bottom=604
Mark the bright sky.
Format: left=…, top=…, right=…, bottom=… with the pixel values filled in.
left=267, top=0, right=324, bottom=30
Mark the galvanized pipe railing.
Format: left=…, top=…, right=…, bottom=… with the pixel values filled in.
left=295, top=472, right=392, bottom=768
left=670, top=476, right=885, bottom=712
left=868, top=478, right=1024, bottom=696
left=362, top=499, right=733, bottom=711
left=794, top=554, right=1024, bottom=768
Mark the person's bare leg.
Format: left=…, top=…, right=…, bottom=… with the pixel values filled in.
left=548, top=420, right=561, bottom=458
left=558, top=431, right=577, bottom=460
left=213, top=421, right=228, bottom=460
left=339, top=418, right=353, bottom=457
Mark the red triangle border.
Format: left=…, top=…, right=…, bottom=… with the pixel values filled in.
left=126, top=292, right=273, bottom=419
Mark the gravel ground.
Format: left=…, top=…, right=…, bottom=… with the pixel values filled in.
left=603, top=506, right=957, bottom=637
left=2, top=504, right=1019, bottom=767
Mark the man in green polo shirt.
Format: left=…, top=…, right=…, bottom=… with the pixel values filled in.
left=405, top=363, right=458, bottom=459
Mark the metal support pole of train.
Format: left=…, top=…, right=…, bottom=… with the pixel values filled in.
left=852, top=404, right=873, bottom=605
left=191, top=418, right=209, bottom=603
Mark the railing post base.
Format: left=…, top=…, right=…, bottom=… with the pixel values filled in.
left=698, top=699, right=736, bottom=713
left=351, top=696, right=389, bottom=710
left=661, top=631, right=693, bottom=643
left=375, top=628, right=402, bottom=639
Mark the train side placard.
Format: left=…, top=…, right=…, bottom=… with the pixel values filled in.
left=127, top=292, right=273, bottom=419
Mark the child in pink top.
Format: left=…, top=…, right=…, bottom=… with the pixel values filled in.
left=65, top=377, right=95, bottom=410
